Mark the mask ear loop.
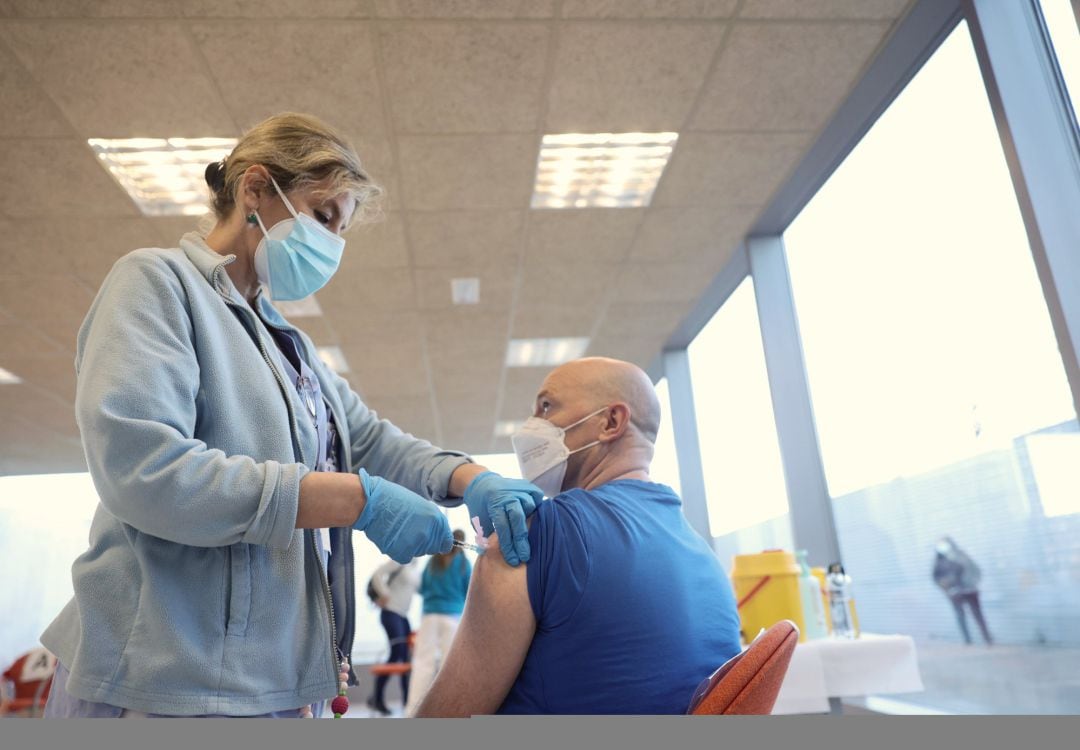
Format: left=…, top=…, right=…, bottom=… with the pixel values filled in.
left=268, top=175, right=300, bottom=220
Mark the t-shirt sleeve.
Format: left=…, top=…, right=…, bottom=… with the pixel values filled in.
left=525, top=493, right=591, bottom=631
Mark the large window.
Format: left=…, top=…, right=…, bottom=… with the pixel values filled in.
left=687, top=278, right=792, bottom=569
left=784, top=23, right=1080, bottom=714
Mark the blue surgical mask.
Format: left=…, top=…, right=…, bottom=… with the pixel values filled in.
left=252, top=176, right=346, bottom=301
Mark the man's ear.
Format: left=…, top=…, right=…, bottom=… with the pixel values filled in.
left=598, top=402, right=632, bottom=443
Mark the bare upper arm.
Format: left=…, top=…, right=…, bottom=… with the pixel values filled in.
left=413, top=532, right=536, bottom=717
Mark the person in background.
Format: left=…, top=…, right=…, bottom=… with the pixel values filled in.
left=1, top=647, right=56, bottom=717
left=405, top=529, right=473, bottom=716
left=933, top=536, right=994, bottom=645
left=368, top=558, right=422, bottom=715
left=416, top=358, right=742, bottom=716
left=40, top=111, right=542, bottom=718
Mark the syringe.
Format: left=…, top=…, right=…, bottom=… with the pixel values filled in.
left=452, top=539, right=484, bottom=553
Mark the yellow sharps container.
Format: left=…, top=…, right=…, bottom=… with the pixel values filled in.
left=731, top=549, right=807, bottom=644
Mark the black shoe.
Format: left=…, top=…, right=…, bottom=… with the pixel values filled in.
left=366, top=696, right=391, bottom=716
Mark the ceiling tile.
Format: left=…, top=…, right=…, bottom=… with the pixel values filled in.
left=0, top=275, right=95, bottom=347
left=561, top=0, right=738, bottom=18
left=179, top=0, right=372, bottom=18
left=544, top=22, right=725, bottom=132
left=347, top=212, right=409, bottom=269
left=651, top=132, right=809, bottom=207
left=286, top=314, right=338, bottom=347
left=339, top=343, right=432, bottom=399
left=691, top=21, right=891, bottom=131
left=374, top=0, right=553, bottom=18
left=525, top=208, right=644, bottom=265
left=0, top=353, right=78, bottom=405
left=0, top=140, right=139, bottom=218
left=328, top=309, right=425, bottom=349
left=148, top=216, right=206, bottom=248
left=424, top=308, right=509, bottom=373
left=380, top=22, right=549, bottom=133
left=0, top=382, right=77, bottom=434
left=587, top=333, right=664, bottom=369
left=0, top=1, right=176, bottom=17
left=509, top=302, right=600, bottom=339
left=2, top=217, right=164, bottom=288
left=397, top=134, right=537, bottom=211
left=318, top=266, right=415, bottom=313
left=499, top=366, right=548, bottom=419
left=0, top=317, right=68, bottom=359
left=628, top=205, right=753, bottom=264
left=515, top=261, right=612, bottom=314
left=594, top=300, right=690, bottom=340
left=0, top=38, right=74, bottom=137
left=739, top=0, right=911, bottom=20
left=414, top=263, right=517, bottom=311
left=1, top=21, right=236, bottom=136
left=191, top=22, right=385, bottom=143
left=407, top=210, right=523, bottom=268
left=615, top=261, right=719, bottom=304
left=361, top=394, right=438, bottom=440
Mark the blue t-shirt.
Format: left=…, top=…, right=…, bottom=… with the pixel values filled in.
left=498, top=480, right=742, bottom=715
left=420, top=553, right=472, bottom=616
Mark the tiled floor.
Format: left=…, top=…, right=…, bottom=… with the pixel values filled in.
left=857, top=641, right=1080, bottom=714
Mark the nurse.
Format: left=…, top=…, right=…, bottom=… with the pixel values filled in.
left=41, top=112, right=541, bottom=717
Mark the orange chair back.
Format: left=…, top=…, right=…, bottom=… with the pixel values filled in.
left=687, top=620, right=799, bottom=715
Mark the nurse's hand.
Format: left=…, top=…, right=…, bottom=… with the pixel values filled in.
left=353, top=468, right=453, bottom=564
left=463, top=472, right=543, bottom=567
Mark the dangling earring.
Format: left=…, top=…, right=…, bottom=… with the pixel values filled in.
left=246, top=212, right=258, bottom=225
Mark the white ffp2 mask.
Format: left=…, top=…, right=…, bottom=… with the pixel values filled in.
left=511, top=406, right=607, bottom=498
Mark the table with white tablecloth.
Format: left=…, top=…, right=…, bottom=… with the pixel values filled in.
left=771, top=633, right=924, bottom=714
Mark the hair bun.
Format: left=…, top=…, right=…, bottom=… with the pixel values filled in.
left=205, top=160, right=226, bottom=193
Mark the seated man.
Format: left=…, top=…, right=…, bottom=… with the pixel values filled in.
left=416, top=357, right=742, bottom=716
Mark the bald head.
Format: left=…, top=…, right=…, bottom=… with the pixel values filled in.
left=539, top=357, right=661, bottom=443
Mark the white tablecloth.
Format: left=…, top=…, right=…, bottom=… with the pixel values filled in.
left=771, top=633, right=924, bottom=714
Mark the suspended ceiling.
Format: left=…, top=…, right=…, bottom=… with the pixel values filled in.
left=0, top=0, right=913, bottom=474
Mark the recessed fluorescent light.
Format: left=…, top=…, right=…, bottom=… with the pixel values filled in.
left=0, top=366, right=22, bottom=385
left=494, top=420, right=525, bottom=437
left=531, top=132, right=678, bottom=209
left=451, top=277, right=480, bottom=305
left=88, top=137, right=238, bottom=216
left=273, top=296, right=324, bottom=318
left=317, top=346, right=350, bottom=374
left=506, top=337, right=589, bottom=367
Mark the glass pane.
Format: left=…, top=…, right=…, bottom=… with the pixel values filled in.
left=1040, top=0, right=1080, bottom=114
left=784, top=22, right=1080, bottom=714
left=687, top=278, right=793, bottom=567
left=652, top=377, right=682, bottom=496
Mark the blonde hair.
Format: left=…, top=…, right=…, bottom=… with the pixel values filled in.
left=204, top=112, right=382, bottom=229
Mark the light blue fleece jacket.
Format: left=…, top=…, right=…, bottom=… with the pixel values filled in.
left=40, top=233, right=471, bottom=716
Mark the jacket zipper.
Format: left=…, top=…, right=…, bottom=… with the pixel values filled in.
left=219, top=274, right=340, bottom=689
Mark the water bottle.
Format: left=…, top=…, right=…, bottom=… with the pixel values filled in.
left=796, top=550, right=829, bottom=640
left=826, top=562, right=856, bottom=639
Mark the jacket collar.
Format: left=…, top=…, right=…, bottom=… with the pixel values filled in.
left=178, top=232, right=296, bottom=331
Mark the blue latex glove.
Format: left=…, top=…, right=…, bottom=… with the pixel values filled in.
left=463, top=472, right=544, bottom=567
left=353, top=468, right=453, bottom=564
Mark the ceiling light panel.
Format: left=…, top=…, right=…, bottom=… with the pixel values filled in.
left=317, top=346, right=350, bottom=374
left=0, top=366, right=22, bottom=385
left=88, top=137, right=238, bottom=216
left=506, top=337, right=590, bottom=367
left=531, top=132, right=678, bottom=209
left=494, top=420, right=525, bottom=437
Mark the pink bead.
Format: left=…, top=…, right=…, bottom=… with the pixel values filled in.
left=331, top=695, right=349, bottom=716
left=339, top=671, right=349, bottom=681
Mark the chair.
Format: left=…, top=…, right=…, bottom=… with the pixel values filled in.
left=687, top=620, right=799, bottom=715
